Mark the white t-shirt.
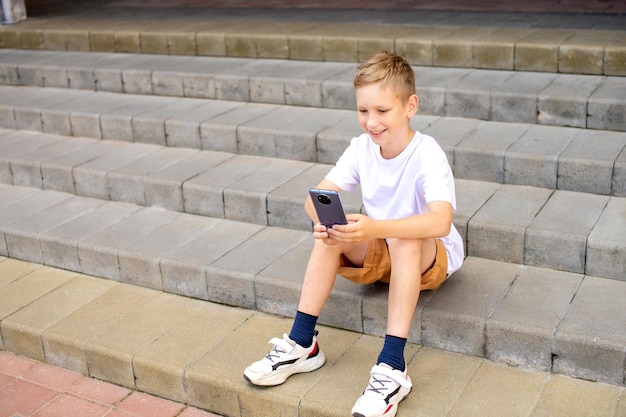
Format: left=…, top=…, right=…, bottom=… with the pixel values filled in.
left=326, top=131, right=464, bottom=275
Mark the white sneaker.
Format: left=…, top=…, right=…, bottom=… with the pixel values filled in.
left=351, top=363, right=412, bottom=417
left=243, top=332, right=325, bottom=386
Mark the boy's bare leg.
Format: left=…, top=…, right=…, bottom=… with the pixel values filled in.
left=385, top=238, right=437, bottom=338
left=297, top=239, right=368, bottom=316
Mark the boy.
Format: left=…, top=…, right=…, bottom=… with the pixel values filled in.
left=244, top=52, right=464, bottom=417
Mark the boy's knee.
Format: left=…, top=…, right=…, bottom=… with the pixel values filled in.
left=386, top=238, right=423, bottom=255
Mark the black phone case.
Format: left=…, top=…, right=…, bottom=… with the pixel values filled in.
left=309, top=188, right=347, bottom=227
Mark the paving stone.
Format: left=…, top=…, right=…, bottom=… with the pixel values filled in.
left=445, top=69, right=514, bottom=120
left=116, top=213, right=215, bottom=290
left=447, top=360, right=547, bottom=417
left=504, top=125, right=579, bottom=189
left=4, top=195, right=103, bottom=264
left=404, top=347, right=482, bottom=417
left=165, top=100, right=243, bottom=149
left=0, top=131, right=63, bottom=185
left=223, top=158, right=313, bottom=225
left=553, top=276, right=626, bottom=385
left=133, top=298, right=252, bottom=403
left=130, top=98, right=202, bottom=146
left=434, top=27, right=493, bottom=68
left=537, top=74, right=603, bottom=128
left=605, top=43, right=626, bottom=76
left=615, top=146, right=626, bottom=197
left=160, top=220, right=262, bottom=300
left=86, top=293, right=195, bottom=389
left=288, top=34, right=323, bottom=61
left=321, top=66, right=355, bottom=110
left=587, top=77, right=626, bottom=131
left=199, top=102, right=276, bottom=153
left=453, top=179, right=499, bottom=243
left=315, top=115, right=362, bottom=165
left=454, top=122, right=529, bottom=183
left=486, top=267, right=583, bottom=371
left=0, top=266, right=75, bottom=321
left=558, top=31, right=613, bottom=75
left=266, top=164, right=330, bottom=231
left=526, top=191, right=609, bottom=273
left=76, top=207, right=179, bottom=280
left=472, top=28, right=528, bottom=70
left=490, top=72, right=557, bottom=124
left=414, top=67, right=471, bottom=117
left=514, top=29, right=573, bottom=73
left=72, top=142, right=160, bottom=200
left=43, top=30, right=90, bottom=52
left=586, top=197, right=626, bottom=280
left=558, top=129, right=626, bottom=195
left=69, top=94, right=130, bottom=138
left=99, top=95, right=172, bottom=141
left=0, top=256, right=40, bottom=289
left=196, top=31, right=226, bottom=57
left=0, top=190, right=71, bottom=257
left=208, top=227, right=309, bottom=309
left=107, top=147, right=197, bottom=206
left=285, top=62, right=350, bottom=108
left=13, top=89, right=77, bottom=132
left=181, top=154, right=268, bottom=218
left=40, top=141, right=130, bottom=194
left=1, top=275, right=115, bottom=362
left=42, top=283, right=159, bottom=374
left=10, top=136, right=97, bottom=189
left=532, top=374, right=623, bottom=417
left=421, top=117, right=481, bottom=166
left=422, top=257, right=521, bottom=357
left=237, top=106, right=349, bottom=162
left=144, top=151, right=232, bottom=212
left=40, top=201, right=139, bottom=271
left=467, top=185, right=552, bottom=263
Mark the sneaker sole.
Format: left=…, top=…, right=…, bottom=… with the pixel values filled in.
left=243, top=350, right=326, bottom=386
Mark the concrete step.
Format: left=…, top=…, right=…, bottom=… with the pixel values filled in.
left=1, top=184, right=625, bottom=389
left=1, top=49, right=625, bottom=132
left=0, top=9, right=625, bottom=78
left=1, top=260, right=624, bottom=417
left=1, top=129, right=624, bottom=279
left=0, top=86, right=624, bottom=198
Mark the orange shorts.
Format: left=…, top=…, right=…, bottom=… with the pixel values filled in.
left=336, top=238, right=448, bottom=291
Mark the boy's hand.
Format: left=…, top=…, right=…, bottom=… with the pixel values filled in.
left=312, top=223, right=339, bottom=245
left=326, top=214, right=375, bottom=244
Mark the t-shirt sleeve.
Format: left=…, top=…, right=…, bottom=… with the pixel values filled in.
left=325, top=137, right=361, bottom=192
left=421, top=143, right=457, bottom=210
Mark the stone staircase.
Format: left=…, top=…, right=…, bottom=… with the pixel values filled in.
left=0, top=10, right=625, bottom=415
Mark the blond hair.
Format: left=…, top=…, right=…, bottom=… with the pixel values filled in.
left=353, top=52, right=416, bottom=102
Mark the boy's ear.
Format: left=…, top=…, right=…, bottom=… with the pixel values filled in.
left=407, top=94, right=419, bottom=116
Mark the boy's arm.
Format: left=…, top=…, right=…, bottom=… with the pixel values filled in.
left=328, top=201, right=453, bottom=243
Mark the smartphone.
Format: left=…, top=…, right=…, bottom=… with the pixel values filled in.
left=309, top=188, right=347, bottom=228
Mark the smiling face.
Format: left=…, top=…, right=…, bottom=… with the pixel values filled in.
left=356, top=81, right=418, bottom=159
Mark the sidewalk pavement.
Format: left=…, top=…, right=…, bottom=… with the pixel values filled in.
left=1, top=257, right=625, bottom=417
left=0, top=350, right=221, bottom=417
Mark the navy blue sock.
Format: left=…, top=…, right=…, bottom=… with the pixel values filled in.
left=377, top=335, right=407, bottom=371
left=289, top=311, right=318, bottom=348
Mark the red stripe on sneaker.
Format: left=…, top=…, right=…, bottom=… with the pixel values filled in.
left=384, top=404, right=394, bottom=414
left=308, top=342, right=320, bottom=358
